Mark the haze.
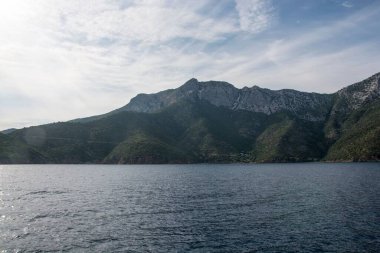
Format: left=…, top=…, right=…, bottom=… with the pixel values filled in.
left=1, top=0, right=380, bottom=130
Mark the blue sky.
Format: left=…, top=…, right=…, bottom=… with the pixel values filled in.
left=0, top=0, right=379, bottom=130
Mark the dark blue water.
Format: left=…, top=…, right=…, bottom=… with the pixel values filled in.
left=0, top=163, right=379, bottom=252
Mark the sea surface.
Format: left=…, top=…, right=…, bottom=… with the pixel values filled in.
left=0, top=163, right=379, bottom=252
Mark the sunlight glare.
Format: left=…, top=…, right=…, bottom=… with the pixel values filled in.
left=0, top=1, right=35, bottom=34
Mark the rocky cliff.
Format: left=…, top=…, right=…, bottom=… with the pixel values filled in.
left=119, top=78, right=333, bottom=121
left=5, top=72, right=378, bottom=164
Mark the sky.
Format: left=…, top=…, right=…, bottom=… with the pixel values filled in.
left=0, top=0, right=380, bottom=130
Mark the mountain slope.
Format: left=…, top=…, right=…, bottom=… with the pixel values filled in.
left=3, top=101, right=327, bottom=163
left=118, top=78, right=333, bottom=122
left=1, top=72, right=379, bottom=164
left=325, top=99, right=380, bottom=161
left=325, top=72, right=380, bottom=140
left=0, top=133, right=46, bottom=163
left=253, top=118, right=327, bottom=162
left=73, top=78, right=333, bottom=123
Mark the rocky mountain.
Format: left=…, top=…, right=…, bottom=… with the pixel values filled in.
left=72, top=78, right=334, bottom=123
left=336, top=72, right=380, bottom=110
left=114, top=78, right=333, bottom=122
left=325, top=72, right=380, bottom=140
left=1, top=72, right=379, bottom=164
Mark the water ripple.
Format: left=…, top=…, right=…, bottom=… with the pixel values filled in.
left=0, top=163, right=379, bottom=252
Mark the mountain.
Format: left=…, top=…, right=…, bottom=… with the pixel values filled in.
left=74, top=78, right=333, bottom=123
left=0, top=128, right=17, bottom=134
left=123, top=78, right=334, bottom=121
left=323, top=73, right=380, bottom=161
left=1, top=72, right=379, bottom=164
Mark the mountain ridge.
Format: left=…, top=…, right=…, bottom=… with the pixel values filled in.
left=1, top=72, right=379, bottom=164
left=121, top=78, right=333, bottom=121
left=71, top=72, right=379, bottom=125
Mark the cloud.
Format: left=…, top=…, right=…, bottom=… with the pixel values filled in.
left=235, top=0, right=275, bottom=33
left=43, top=0, right=237, bottom=44
left=342, top=1, right=353, bottom=8
left=247, top=43, right=380, bottom=92
left=198, top=4, right=380, bottom=92
left=0, top=0, right=245, bottom=129
left=0, top=0, right=379, bottom=130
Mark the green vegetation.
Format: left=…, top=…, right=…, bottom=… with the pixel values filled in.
left=1, top=74, right=379, bottom=164
left=0, top=133, right=45, bottom=163
left=1, top=98, right=366, bottom=164
left=325, top=100, right=380, bottom=161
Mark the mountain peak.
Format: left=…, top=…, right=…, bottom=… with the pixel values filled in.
left=181, top=78, right=199, bottom=86
left=335, top=71, right=380, bottom=110
left=72, top=72, right=380, bottom=124
left=117, top=78, right=334, bottom=121
left=187, top=78, right=198, bottom=83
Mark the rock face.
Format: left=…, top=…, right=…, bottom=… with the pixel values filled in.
left=72, top=72, right=380, bottom=125
left=333, top=72, right=380, bottom=110
left=119, top=78, right=333, bottom=121
left=324, top=72, right=380, bottom=140
left=2, top=72, right=380, bottom=164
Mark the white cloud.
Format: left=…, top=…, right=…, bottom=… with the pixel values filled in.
left=220, top=4, right=380, bottom=91
left=0, top=0, right=378, bottom=130
left=245, top=43, right=380, bottom=92
left=40, top=0, right=237, bottom=44
left=342, top=1, right=353, bottom=8
left=0, top=0, right=244, bottom=129
left=235, top=0, right=275, bottom=33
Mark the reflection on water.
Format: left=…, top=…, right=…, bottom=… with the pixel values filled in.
left=0, top=163, right=379, bottom=252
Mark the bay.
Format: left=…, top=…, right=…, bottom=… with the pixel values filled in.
left=0, top=163, right=379, bottom=252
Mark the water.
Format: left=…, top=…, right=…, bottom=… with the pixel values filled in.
left=0, top=163, right=379, bottom=252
